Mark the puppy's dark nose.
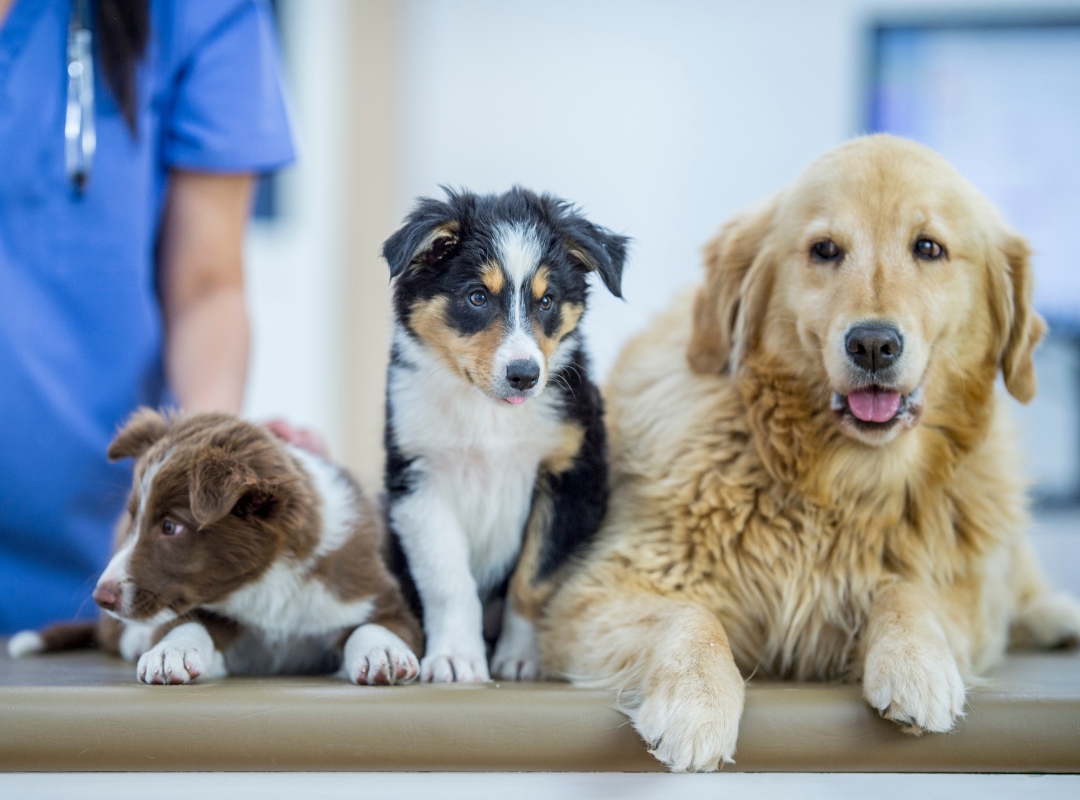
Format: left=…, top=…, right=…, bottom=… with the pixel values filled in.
left=93, top=581, right=120, bottom=611
left=506, top=359, right=540, bottom=391
left=845, top=325, right=903, bottom=373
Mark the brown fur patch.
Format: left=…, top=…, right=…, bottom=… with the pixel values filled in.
left=409, top=296, right=506, bottom=393
left=481, top=262, right=505, bottom=295
left=531, top=266, right=551, bottom=300
left=540, top=421, right=585, bottom=476
left=534, top=302, right=584, bottom=360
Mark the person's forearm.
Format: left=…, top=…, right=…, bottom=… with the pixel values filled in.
left=158, top=170, right=255, bottom=414
left=165, top=287, right=249, bottom=413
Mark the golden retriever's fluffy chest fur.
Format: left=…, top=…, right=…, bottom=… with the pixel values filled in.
left=602, top=297, right=1019, bottom=681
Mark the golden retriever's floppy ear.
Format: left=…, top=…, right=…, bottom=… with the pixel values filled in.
left=994, top=233, right=1046, bottom=404
left=687, top=195, right=779, bottom=374
left=107, top=408, right=170, bottom=461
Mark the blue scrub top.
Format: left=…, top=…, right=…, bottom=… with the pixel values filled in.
left=0, top=0, right=295, bottom=633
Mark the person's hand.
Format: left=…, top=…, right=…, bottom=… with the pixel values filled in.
left=264, top=419, right=330, bottom=459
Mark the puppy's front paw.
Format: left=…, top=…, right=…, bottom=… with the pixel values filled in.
left=491, top=655, right=540, bottom=681
left=137, top=641, right=208, bottom=685
left=421, top=652, right=490, bottom=683
left=630, top=657, right=744, bottom=772
left=863, top=635, right=965, bottom=733
left=491, top=614, right=542, bottom=681
left=343, top=624, right=419, bottom=686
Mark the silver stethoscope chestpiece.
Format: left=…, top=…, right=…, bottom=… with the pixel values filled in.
left=65, top=0, right=95, bottom=192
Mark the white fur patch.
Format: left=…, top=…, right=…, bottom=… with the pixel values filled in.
left=341, top=623, right=420, bottom=685
left=208, top=561, right=376, bottom=637
left=118, top=622, right=155, bottom=662
left=491, top=608, right=541, bottom=681
left=137, top=621, right=225, bottom=685
left=285, top=446, right=358, bottom=558
left=6, top=631, right=44, bottom=658
left=495, top=222, right=542, bottom=293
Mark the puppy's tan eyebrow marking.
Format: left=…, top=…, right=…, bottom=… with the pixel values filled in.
left=481, top=262, right=505, bottom=294
left=531, top=266, right=551, bottom=300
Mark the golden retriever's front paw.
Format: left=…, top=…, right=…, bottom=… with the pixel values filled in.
left=629, top=664, right=744, bottom=772
left=1012, top=591, right=1080, bottom=649
left=863, top=636, right=965, bottom=733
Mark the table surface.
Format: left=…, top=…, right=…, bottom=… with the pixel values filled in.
left=1, top=643, right=1078, bottom=772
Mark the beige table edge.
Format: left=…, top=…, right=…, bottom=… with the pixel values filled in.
left=1, top=646, right=1077, bottom=772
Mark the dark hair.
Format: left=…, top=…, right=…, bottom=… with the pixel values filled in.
left=95, top=0, right=150, bottom=134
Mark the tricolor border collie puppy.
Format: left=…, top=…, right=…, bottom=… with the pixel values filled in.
left=9, top=410, right=422, bottom=686
left=382, top=187, right=628, bottom=682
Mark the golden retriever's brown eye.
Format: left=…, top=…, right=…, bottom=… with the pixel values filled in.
left=468, top=290, right=488, bottom=307
left=914, top=238, right=945, bottom=260
left=162, top=519, right=185, bottom=537
left=539, top=294, right=553, bottom=311
left=811, top=240, right=842, bottom=262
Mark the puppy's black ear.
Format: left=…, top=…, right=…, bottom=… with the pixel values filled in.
left=382, top=191, right=467, bottom=279
left=189, top=450, right=262, bottom=528
left=558, top=209, right=629, bottom=299
left=107, top=408, right=170, bottom=462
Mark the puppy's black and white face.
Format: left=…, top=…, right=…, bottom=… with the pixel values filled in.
left=384, top=188, right=628, bottom=404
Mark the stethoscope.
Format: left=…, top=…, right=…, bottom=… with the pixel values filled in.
left=65, top=0, right=95, bottom=191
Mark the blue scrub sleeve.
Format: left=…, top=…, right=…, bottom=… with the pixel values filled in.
left=161, top=0, right=295, bottom=172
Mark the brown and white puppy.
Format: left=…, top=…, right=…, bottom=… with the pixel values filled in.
left=9, top=410, right=422, bottom=686
left=539, top=135, right=1080, bottom=770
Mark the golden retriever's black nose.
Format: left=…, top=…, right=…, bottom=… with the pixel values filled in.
left=507, top=359, right=540, bottom=390
left=846, top=325, right=903, bottom=373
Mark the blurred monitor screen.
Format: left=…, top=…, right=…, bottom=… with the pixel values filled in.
left=867, top=18, right=1080, bottom=331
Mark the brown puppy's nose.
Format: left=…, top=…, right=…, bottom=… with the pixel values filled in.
left=93, top=581, right=121, bottom=611
left=845, top=325, right=903, bottom=373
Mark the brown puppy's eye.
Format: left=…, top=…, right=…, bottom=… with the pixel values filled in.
left=468, top=290, right=487, bottom=307
left=539, top=294, right=553, bottom=311
left=162, top=520, right=185, bottom=537
left=914, top=238, right=945, bottom=260
left=811, top=240, right=842, bottom=262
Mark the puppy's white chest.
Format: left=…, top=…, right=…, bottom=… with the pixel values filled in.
left=391, top=360, right=562, bottom=589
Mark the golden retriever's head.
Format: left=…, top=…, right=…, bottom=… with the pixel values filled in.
left=688, top=135, right=1045, bottom=447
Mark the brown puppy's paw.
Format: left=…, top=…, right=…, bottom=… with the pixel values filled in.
left=343, top=624, right=420, bottom=685
left=137, top=640, right=208, bottom=685
left=1011, top=591, right=1080, bottom=650
left=629, top=655, right=745, bottom=772
left=863, top=635, right=965, bottom=733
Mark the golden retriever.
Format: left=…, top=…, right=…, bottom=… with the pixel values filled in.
left=538, top=135, right=1080, bottom=771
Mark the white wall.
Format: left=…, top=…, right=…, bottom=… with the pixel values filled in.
left=399, top=0, right=1080, bottom=376
left=242, top=0, right=349, bottom=453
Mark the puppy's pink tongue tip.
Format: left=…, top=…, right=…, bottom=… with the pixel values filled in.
left=505, top=396, right=527, bottom=405
left=847, top=389, right=901, bottom=423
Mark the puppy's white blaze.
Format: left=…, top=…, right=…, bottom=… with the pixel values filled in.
left=98, top=536, right=135, bottom=593
left=493, top=326, right=547, bottom=393
left=136, top=448, right=172, bottom=521
left=7, top=631, right=44, bottom=658
left=495, top=222, right=543, bottom=295
left=286, top=446, right=358, bottom=558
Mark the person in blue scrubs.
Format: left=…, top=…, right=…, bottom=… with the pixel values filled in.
left=0, top=0, right=295, bottom=633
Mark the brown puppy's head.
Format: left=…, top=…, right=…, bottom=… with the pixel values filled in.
left=688, top=134, right=1045, bottom=447
left=92, top=410, right=315, bottom=624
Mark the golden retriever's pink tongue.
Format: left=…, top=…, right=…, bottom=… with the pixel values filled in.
left=847, top=389, right=901, bottom=423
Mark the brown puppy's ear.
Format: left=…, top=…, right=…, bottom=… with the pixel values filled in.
left=996, top=233, right=1046, bottom=404
left=107, top=408, right=170, bottom=461
left=687, top=195, right=780, bottom=374
left=189, top=451, right=260, bottom=528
